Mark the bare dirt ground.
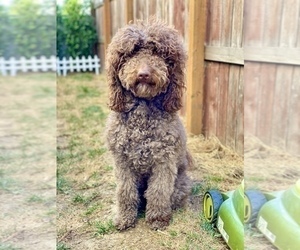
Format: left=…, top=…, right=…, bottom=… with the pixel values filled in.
left=0, top=74, right=56, bottom=249
left=56, top=73, right=243, bottom=250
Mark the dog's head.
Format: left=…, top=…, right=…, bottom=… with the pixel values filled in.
left=106, top=19, right=187, bottom=113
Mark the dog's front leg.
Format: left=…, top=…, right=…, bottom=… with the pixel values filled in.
left=145, top=165, right=176, bottom=230
left=114, top=166, right=139, bottom=230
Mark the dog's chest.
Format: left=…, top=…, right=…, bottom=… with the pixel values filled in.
left=112, top=105, right=178, bottom=173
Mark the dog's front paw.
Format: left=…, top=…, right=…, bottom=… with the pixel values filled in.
left=146, top=214, right=172, bottom=230
left=114, top=216, right=136, bottom=231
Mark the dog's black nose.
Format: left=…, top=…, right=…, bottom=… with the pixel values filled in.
left=137, top=64, right=151, bottom=80
left=138, top=71, right=150, bottom=79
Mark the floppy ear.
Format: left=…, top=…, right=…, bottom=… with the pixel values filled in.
left=162, top=67, right=185, bottom=112
left=106, top=50, right=127, bottom=112
left=105, top=24, right=145, bottom=112
left=107, top=76, right=126, bottom=112
left=144, top=20, right=187, bottom=113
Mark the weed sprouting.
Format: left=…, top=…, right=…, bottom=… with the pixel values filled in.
left=57, top=242, right=70, bottom=250
left=27, top=195, right=44, bottom=203
left=191, top=182, right=203, bottom=196
left=94, top=220, right=116, bottom=236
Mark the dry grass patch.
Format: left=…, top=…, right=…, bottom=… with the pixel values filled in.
left=0, top=73, right=56, bottom=250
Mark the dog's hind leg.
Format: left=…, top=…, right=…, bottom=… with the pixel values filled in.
left=171, top=169, right=191, bottom=210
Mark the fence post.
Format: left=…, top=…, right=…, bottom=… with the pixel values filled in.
left=10, top=57, right=16, bottom=76
left=40, top=56, right=47, bottom=71
left=0, top=57, right=6, bottom=76
left=82, top=56, right=87, bottom=72
left=94, top=55, right=99, bottom=75
left=62, top=57, right=67, bottom=76
left=75, top=56, right=80, bottom=73
left=20, top=57, right=27, bottom=73
left=186, top=0, right=207, bottom=135
left=51, top=56, right=56, bottom=72
left=69, top=57, right=74, bottom=73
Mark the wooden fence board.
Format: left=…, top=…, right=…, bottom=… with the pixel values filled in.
left=255, top=64, right=276, bottom=143
left=149, top=0, right=156, bottom=16
left=271, top=65, right=293, bottom=149
left=236, top=67, right=244, bottom=154
left=203, top=62, right=219, bottom=136
left=263, top=0, right=282, bottom=46
left=231, top=0, right=243, bottom=47
left=244, top=0, right=265, bottom=46
left=206, top=0, right=222, bottom=45
left=286, top=67, right=300, bottom=154
left=279, top=0, right=300, bottom=47
left=221, top=0, right=233, bottom=46
left=173, top=0, right=185, bottom=37
left=244, top=62, right=260, bottom=135
left=216, top=63, right=229, bottom=144
left=226, top=65, right=240, bottom=149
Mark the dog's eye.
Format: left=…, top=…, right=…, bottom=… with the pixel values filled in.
left=167, top=60, right=175, bottom=67
left=133, top=44, right=140, bottom=52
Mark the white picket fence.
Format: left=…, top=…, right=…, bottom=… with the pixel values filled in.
left=0, top=55, right=100, bottom=76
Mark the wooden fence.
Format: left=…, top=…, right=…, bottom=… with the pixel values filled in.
left=244, top=0, right=300, bottom=155
left=94, top=0, right=300, bottom=155
left=202, top=0, right=244, bottom=154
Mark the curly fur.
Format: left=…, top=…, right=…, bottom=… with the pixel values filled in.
left=106, top=19, right=191, bottom=231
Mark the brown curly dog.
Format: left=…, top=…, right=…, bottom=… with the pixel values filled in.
left=105, top=19, right=192, bottom=231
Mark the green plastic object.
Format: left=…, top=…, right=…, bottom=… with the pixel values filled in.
left=203, top=180, right=300, bottom=249
left=203, top=181, right=244, bottom=250
left=255, top=179, right=300, bottom=250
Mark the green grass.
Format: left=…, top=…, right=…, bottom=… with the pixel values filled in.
left=57, top=171, right=72, bottom=194
left=68, top=73, right=94, bottom=81
left=191, top=182, right=203, bottom=196
left=94, top=220, right=116, bottom=236
left=0, top=176, right=19, bottom=193
left=88, top=148, right=106, bottom=158
left=57, top=242, right=71, bottom=250
left=76, top=85, right=101, bottom=99
left=85, top=202, right=103, bottom=216
left=0, top=243, right=20, bottom=250
left=26, top=194, right=44, bottom=203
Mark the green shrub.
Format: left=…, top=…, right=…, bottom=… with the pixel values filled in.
left=3, top=0, right=55, bottom=58
left=57, top=0, right=97, bottom=59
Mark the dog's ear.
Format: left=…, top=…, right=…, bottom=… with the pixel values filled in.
left=144, top=20, right=187, bottom=113
left=162, top=70, right=185, bottom=112
left=107, top=75, right=136, bottom=112
left=106, top=24, right=143, bottom=112
left=107, top=76, right=126, bottom=112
